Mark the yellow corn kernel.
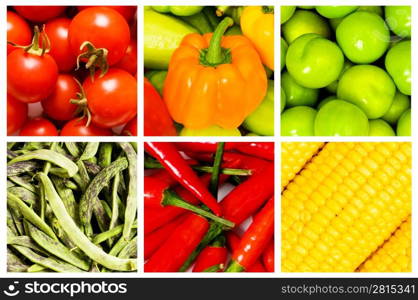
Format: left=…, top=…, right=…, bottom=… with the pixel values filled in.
left=282, top=142, right=411, bottom=272
left=358, top=216, right=411, bottom=272
left=281, top=142, right=324, bottom=190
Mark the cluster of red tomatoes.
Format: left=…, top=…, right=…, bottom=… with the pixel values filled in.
left=7, top=6, right=138, bottom=136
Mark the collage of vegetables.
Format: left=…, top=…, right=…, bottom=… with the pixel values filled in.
left=5, top=3, right=413, bottom=276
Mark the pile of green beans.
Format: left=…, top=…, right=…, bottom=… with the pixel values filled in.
left=7, top=142, right=137, bottom=272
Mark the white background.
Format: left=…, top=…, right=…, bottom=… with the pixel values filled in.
left=1, top=0, right=416, bottom=279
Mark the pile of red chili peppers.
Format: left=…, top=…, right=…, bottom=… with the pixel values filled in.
left=144, top=142, right=274, bottom=272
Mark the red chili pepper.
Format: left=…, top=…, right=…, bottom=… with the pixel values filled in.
left=192, top=236, right=228, bottom=272
left=145, top=142, right=222, bottom=216
left=148, top=169, right=178, bottom=187
left=144, top=176, right=234, bottom=228
left=186, top=151, right=269, bottom=175
left=221, top=163, right=274, bottom=225
left=225, top=231, right=266, bottom=273
left=225, top=197, right=274, bottom=272
left=144, top=78, right=177, bottom=136
left=145, top=206, right=185, bottom=235
left=229, top=142, right=274, bottom=161
left=145, top=213, right=209, bottom=272
left=144, top=215, right=187, bottom=260
left=262, top=239, right=274, bottom=272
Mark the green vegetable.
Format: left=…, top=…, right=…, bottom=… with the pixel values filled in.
left=144, top=8, right=197, bottom=69
left=152, top=6, right=203, bottom=16
left=145, top=70, right=167, bottom=95
left=180, top=12, right=213, bottom=34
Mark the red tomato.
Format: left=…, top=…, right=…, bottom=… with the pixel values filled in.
left=41, top=74, right=79, bottom=121
left=7, top=49, right=58, bottom=103
left=77, top=6, right=136, bottom=22
left=69, top=7, right=130, bottom=66
left=7, top=94, right=28, bottom=135
left=44, top=18, right=77, bottom=72
left=114, top=40, right=137, bottom=75
left=83, top=68, right=137, bottom=128
left=61, top=118, right=113, bottom=136
left=7, top=11, right=32, bottom=55
left=122, top=116, right=138, bottom=136
left=14, top=6, right=66, bottom=22
left=19, top=117, right=58, bottom=136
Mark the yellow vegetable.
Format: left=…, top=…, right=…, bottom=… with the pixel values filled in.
left=282, top=142, right=411, bottom=272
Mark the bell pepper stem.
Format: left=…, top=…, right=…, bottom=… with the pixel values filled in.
left=209, top=142, right=225, bottom=196
left=205, top=17, right=233, bottom=65
left=225, top=260, right=245, bottom=272
left=162, top=189, right=234, bottom=228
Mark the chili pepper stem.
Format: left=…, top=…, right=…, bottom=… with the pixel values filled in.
left=162, top=190, right=234, bottom=229
left=209, top=142, right=225, bottom=196
left=203, top=264, right=223, bottom=272
left=225, top=260, right=245, bottom=272
left=205, top=17, right=233, bottom=66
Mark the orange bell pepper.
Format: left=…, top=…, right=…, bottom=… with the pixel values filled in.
left=240, top=6, right=274, bottom=70
left=163, top=17, right=267, bottom=130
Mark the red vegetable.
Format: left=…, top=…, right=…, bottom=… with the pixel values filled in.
left=145, top=142, right=222, bottom=216
left=69, top=7, right=130, bottom=66
left=114, top=39, right=137, bottom=75
left=144, top=206, right=185, bottom=235
left=60, top=117, right=112, bottom=136
left=78, top=6, right=136, bottom=22
left=226, top=197, right=274, bottom=272
left=144, top=215, right=186, bottom=260
left=221, top=163, right=274, bottom=225
left=174, top=142, right=235, bottom=153
left=41, top=74, right=79, bottom=121
left=262, top=239, right=274, bottom=272
left=225, top=231, right=266, bottom=272
left=14, top=6, right=66, bottom=22
left=144, top=78, right=176, bottom=136
left=7, top=94, right=28, bottom=135
left=7, top=11, right=31, bottom=55
left=229, top=142, right=274, bottom=161
left=19, top=117, right=58, bottom=136
left=192, top=236, right=228, bottom=272
left=121, top=116, right=137, bottom=136
left=145, top=213, right=209, bottom=272
left=83, top=68, right=137, bottom=128
left=44, top=18, right=77, bottom=72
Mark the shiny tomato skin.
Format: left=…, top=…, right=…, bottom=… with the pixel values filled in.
left=19, top=117, right=58, bottom=136
left=122, top=116, right=138, bottom=136
left=41, top=74, right=79, bottom=121
left=44, top=18, right=77, bottom=72
left=114, top=40, right=137, bottom=75
left=77, top=6, right=136, bottom=22
left=7, top=94, right=28, bottom=135
left=83, top=68, right=137, bottom=128
left=7, top=11, right=32, bottom=55
left=7, top=49, right=58, bottom=103
left=14, top=6, right=66, bottom=22
left=69, top=7, right=130, bottom=65
left=61, top=118, right=113, bottom=136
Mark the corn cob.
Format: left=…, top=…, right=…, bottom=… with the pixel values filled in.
left=281, top=142, right=324, bottom=190
left=282, top=142, right=411, bottom=272
left=358, top=216, right=411, bottom=272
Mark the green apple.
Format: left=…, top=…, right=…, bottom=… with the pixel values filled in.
left=385, top=6, right=411, bottom=38
left=282, top=10, right=331, bottom=44
left=281, top=106, right=317, bottom=136
left=180, top=126, right=241, bottom=136
left=281, top=87, right=286, bottom=112
left=336, top=12, right=390, bottom=63
left=286, top=33, right=344, bottom=88
left=382, top=91, right=410, bottom=125
left=281, top=6, right=296, bottom=24
left=314, top=100, right=369, bottom=136
left=298, top=6, right=314, bottom=9
left=337, top=65, right=395, bottom=119
left=316, top=6, right=358, bottom=18
left=368, top=119, right=395, bottom=136
left=281, top=71, right=319, bottom=107
left=281, top=38, right=288, bottom=71
left=396, top=109, right=411, bottom=136
left=385, top=40, right=411, bottom=95
left=357, top=6, right=383, bottom=16
left=317, top=95, right=338, bottom=110
left=243, top=80, right=274, bottom=136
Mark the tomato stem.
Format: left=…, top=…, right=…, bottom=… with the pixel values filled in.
left=76, top=41, right=109, bottom=78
